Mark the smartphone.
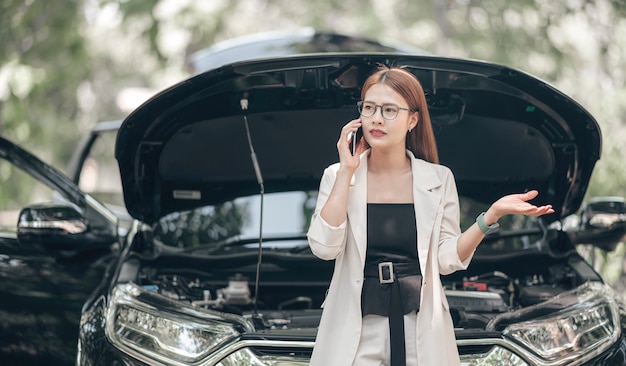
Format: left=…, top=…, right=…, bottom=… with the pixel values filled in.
left=350, top=127, right=363, bottom=156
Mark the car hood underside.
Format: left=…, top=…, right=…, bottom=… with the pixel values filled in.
left=116, top=53, right=601, bottom=224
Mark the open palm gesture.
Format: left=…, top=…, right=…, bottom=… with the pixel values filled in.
left=490, top=190, right=554, bottom=220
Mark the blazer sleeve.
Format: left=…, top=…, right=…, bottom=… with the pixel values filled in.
left=437, top=167, right=474, bottom=274
left=306, top=165, right=348, bottom=261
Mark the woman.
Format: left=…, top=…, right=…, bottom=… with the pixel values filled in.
left=306, top=65, right=554, bottom=366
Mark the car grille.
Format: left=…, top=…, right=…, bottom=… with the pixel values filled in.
left=206, top=338, right=535, bottom=366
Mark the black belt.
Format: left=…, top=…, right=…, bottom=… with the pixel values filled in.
left=364, top=262, right=421, bottom=366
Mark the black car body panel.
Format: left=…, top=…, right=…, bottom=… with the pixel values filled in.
left=0, top=137, right=119, bottom=365
left=116, top=53, right=600, bottom=225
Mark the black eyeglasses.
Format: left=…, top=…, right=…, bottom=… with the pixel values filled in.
left=357, top=101, right=413, bottom=120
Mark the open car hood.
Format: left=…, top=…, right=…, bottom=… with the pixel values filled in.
left=116, top=54, right=601, bottom=225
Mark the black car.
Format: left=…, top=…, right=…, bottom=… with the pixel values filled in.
left=0, top=137, right=119, bottom=366
left=69, top=52, right=626, bottom=365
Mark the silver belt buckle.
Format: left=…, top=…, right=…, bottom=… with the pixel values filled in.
left=378, top=262, right=394, bottom=284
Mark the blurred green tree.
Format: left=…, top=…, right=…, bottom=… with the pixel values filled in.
left=0, top=0, right=91, bottom=208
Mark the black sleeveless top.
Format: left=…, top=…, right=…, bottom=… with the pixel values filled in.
left=361, top=203, right=422, bottom=316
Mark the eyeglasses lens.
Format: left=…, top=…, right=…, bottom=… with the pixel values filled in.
left=357, top=102, right=400, bottom=120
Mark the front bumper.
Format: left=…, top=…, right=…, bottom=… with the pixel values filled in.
left=78, top=319, right=626, bottom=366
left=78, top=283, right=626, bottom=366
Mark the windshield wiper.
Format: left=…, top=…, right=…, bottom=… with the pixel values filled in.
left=208, top=234, right=306, bottom=254
left=186, top=233, right=308, bottom=254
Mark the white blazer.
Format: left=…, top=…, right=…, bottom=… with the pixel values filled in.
left=307, top=150, right=473, bottom=366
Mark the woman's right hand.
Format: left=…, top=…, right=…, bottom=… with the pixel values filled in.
left=318, top=119, right=365, bottom=226
left=337, top=118, right=365, bottom=172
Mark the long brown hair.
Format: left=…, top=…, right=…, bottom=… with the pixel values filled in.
left=360, top=65, right=439, bottom=164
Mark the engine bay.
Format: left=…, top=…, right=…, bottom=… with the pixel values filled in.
left=129, top=251, right=590, bottom=331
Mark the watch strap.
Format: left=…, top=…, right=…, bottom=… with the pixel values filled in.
left=476, top=212, right=499, bottom=234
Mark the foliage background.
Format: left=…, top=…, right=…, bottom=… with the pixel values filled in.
left=1, top=0, right=626, bottom=288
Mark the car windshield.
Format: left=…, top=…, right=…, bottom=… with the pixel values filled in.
left=153, top=191, right=546, bottom=253
left=153, top=191, right=316, bottom=249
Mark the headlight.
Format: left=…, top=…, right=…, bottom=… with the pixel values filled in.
left=492, top=282, right=620, bottom=364
left=106, top=283, right=251, bottom=365
left=504, top=302, right=615, bottom=360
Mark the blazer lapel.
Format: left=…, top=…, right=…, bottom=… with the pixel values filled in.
left=409, top=153, right=443, bottom=276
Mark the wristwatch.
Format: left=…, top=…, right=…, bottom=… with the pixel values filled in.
left=476, top=212, right=499, bottom=235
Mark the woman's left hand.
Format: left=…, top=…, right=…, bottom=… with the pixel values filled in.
left=486, top=190, right=554, bottom=223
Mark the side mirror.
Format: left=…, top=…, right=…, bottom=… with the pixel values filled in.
left=568, top=197, right=626, bottom=251
left=17, top=202, right=116, bottom=255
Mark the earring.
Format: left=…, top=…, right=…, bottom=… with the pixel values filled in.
left=408, top=129, right=412, bottom=133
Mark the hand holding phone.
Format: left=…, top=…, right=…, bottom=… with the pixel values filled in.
left=350, top=127, right=363, bottom=156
